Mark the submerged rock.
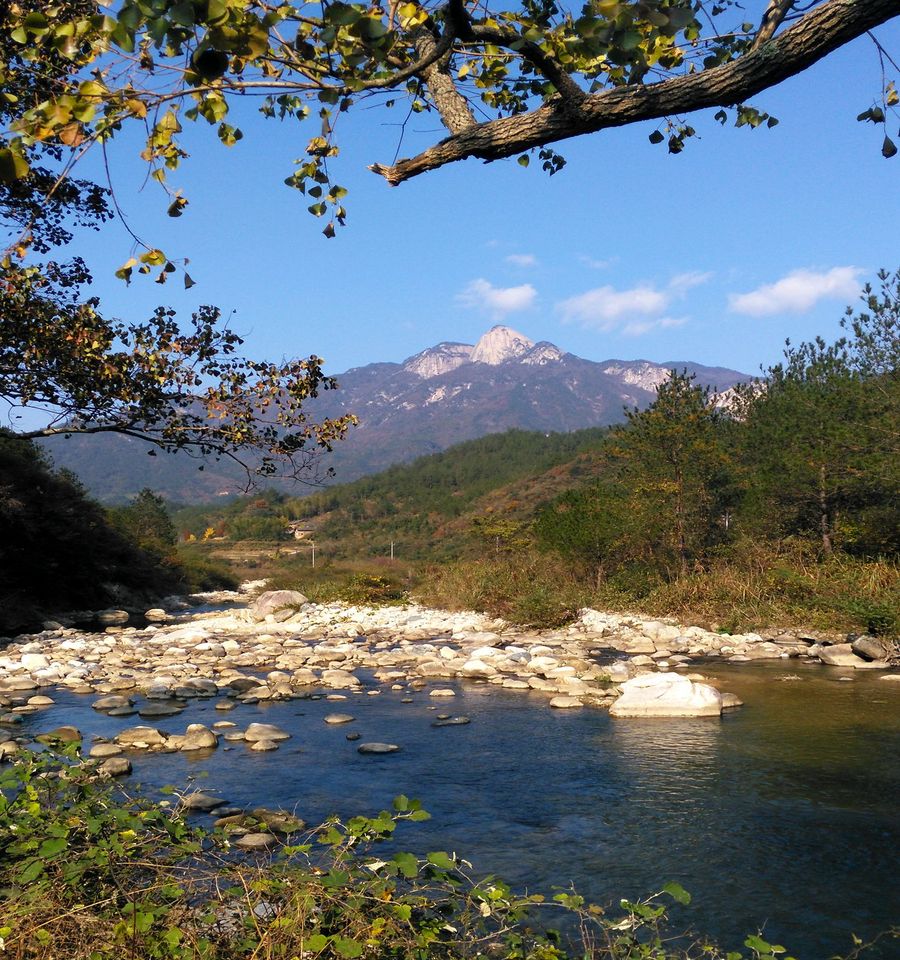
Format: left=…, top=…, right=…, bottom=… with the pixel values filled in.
left=357, top=742, right=400, bottom=754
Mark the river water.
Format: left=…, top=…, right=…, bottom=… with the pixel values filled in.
left=20, top=661, right=900, bottom=958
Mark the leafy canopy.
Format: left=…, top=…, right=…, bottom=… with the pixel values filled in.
left=1, top=0, right=898, bottom=246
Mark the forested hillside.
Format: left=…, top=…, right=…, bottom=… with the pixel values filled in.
left=174, top=427, right=610, bottom=557
left=0, top=436, right=235, bottom=633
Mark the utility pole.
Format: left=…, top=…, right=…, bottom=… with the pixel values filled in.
left=390, top=540, right=394, bottom=561
left=311, top=541, right=316, bottom=568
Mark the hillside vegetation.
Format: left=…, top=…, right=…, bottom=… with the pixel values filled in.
left=174, top=428, right=610, bottom=559
left=177, top=277, right=899, bottom=637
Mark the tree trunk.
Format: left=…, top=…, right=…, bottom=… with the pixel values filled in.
left=818, top=463, right=833, bottom=555
left=675, top=463, right=688, bottom=576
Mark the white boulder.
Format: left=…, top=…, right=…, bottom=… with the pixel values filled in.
left=609, top=673, right=723, bottom=718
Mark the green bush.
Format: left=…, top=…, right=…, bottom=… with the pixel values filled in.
left=339, top=574, right=407, bottom=605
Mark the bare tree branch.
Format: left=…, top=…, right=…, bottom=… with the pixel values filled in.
left=751, top=0, right=799, bottom=51
left=371, top=0, right=900, bottom=185
left=411, top=25, right=476, bottom=133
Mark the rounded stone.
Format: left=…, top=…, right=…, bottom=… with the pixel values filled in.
left=182, top=792, right=227, bottom=812
left=244, top=723, right=291, bottom=743
left=357, top=742, right=400, bottom=754
left=234, top=832, right=277, bottom=850
left=549, top=696, right=583, bottom=709
left=98, top=757, right=132, bottom=777
left=324, top=713, right=355, bottom=725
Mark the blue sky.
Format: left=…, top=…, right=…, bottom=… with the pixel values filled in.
left=67, top=20, right=900, bottom=380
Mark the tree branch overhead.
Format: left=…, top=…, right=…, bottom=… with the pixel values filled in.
left=373, top=0, right=900, bottom=184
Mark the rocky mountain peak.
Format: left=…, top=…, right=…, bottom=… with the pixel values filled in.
left=471, top=325, right=535, bottom=365
left=403, top=341, right=474, bottom=379
left=522, top=341, right=565, bottom=365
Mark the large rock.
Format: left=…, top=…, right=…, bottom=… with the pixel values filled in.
left=249, top=590, right=308, bottom=622
left=244, top=723, right=291, bottom=743
left=116, top=725, right=168, bottom=747
left=180, top=724, right=218, bottom=751
left=98, top=757, right=133, bottom=777
left=851, top=636, right=893, bottom=662
left=609, top=673, right=723, bottom=718
left=815, top=643, right=870, bottom=668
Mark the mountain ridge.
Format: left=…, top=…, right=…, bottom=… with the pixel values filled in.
left=40, top=325, right=751, bottom=502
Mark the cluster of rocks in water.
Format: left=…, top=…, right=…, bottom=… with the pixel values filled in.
left=2, top=587, right=898, bottom=775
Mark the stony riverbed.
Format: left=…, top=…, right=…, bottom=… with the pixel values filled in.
left=2, top=585, right=898, bottom=767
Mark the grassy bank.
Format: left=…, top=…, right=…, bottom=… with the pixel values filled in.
left=211, top=537, right=898, bottom=639
left=418, top=543, right=900, bottom=636
left=2, top=749, right=895, bottom=960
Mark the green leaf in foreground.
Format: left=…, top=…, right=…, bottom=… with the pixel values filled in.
left=662, top=881, right=692, bottom=905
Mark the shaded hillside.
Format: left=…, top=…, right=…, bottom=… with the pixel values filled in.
left=0, top=435, right=186, bottom=632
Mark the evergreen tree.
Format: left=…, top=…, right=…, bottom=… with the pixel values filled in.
left=109, top=489, right=178, bottom=559
left=740, top=272, right=899, bottom=555
left=609, top=371, right=733, bottom=577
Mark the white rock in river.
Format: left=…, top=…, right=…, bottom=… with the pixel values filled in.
left=180, top=724, right=218, bottom=751
left=549, top=696, right=583, bottom=708
left=20, top=653, right=50, bottom=670
left=249, top=590, right=308, bottom=622
left=244, top=722, right=291, bottom=742
left=116, top=725, right=168, bottom=746
left=609, top=673, right=723, bottom=717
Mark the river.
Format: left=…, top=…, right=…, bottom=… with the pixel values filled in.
left=17, top=660, right=900, bottom=958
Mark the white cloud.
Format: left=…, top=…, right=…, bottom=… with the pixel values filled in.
left=668, top=271, right=713, bottom=295
left=728, top=266, right=864, bottom=316
left=579, top=255, right=617, bottom=270
left=506, top=253, right=538, bottom=268
left=556, top=272, right=711, bottom=334
left=558, top=285, right=667, bottom=328
left=622, top=316, right=687, bottom=337
left=457, top=278, right=537, bottom=318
